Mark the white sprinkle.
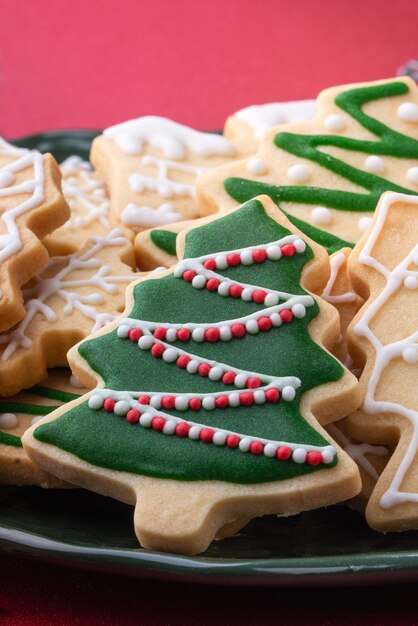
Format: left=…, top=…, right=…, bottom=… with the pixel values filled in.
left=402, top=347, right=418, bottom=364
left=175, top=396, right=189, bottom=411
left=188, top=426, right=201, bottom=440
left=287, top=164, right=310, bottom=183
left=406, top=167, right=418, bottom=185
left=234, top=373, right=248, bottom=388
left=239, top=437, right=252, bottom=452
left=246, top=319, right=260, bottom=334
left=166, top=328, right=178, bottom=342
left=267, top=245, right=281, bottom=260
left=292, top=448, right=307, bottom=464
left=192, top=275, right=206, bottom=289
left=292, top=303, right=306, bottom=319
left=173, top=266, right=183, bottom=278
left=282, top=386, right=296, bottom=401
left=0, top=413, right=18, bottom=429
left=150, top=395, right=162, bottom=408
left=241, top=287, right=253, bottom=301
left=264, top=443, right=277, bottom=457
left=202, top=396, right=216, bottom=410
left=265, top=293, right=279, bottom=306
left=213, top=431, right=227, bottom=445
left=254, top=390, right=266, bottom=404
left=404, top=276, right=418, bottom=289
left=192, top=328, right=205, bottom=342
left=322, top=447, right=335, bottom=464
left=114, top=401, right=130, bottom=416
left=162, top=348, right=178, bottom=363
left=138, top=335, right=154, bottom=350
left=117, top=325, right=130, bottom=338
left=217, top=281, right=230, bottom=296
left=187, top=360, right=199, bottom=374
left=364, top=155, right=385, bottom=173
left=215, top=254, right=228, bottom=269
left=209, top=366, right=223, bottom=381
left=294, top=239, right=306, bottom=253
left=311, top=207, right=333, bottom=225
left=270, top=312, right=283, bottom=327
left=220, top=326, right=232, bottom=341
left=88, top=394, right=104, bottom=410
left=162, top=420, right=175, bottom=435
left=247, top=158, right=267, bottom=175
left=139, top=412, right=153, bottom=427
left=324, top=114, right=345, bottom=131
left=229, top=392, right=241, bottom=407
left=397, top=102, right=418, bottom=122
left=358, top=216, right=373, bottom=233
left=240, top=250, right=254, bottom=265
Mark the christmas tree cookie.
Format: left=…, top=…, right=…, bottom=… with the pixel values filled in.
left=0, top=229, right=149, bottom=396
left=346, top=192, right=418, bottom=531
left=43, top=156, right=111, bottom=256
left=23, top=196, right=361, bottom=555
left=0, top=368, right=88, bottom=487
left=90, top=116, right=241, bottom=234
left=0, top=138, right=69, bottom=332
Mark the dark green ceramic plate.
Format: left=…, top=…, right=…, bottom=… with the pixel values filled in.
left=1, top=130, right=418, bottom=586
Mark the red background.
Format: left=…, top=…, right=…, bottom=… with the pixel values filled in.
left=1, top=1, right=418, bottom=623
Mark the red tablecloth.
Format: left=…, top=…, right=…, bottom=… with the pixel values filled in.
left=2, top=1, right=418, bottom=623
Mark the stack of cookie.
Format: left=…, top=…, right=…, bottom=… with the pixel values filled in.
left=1, top=77, right=417, bottom=555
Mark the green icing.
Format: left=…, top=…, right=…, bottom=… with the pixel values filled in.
left=0, top=431, right=22, bottom=448
left=225, top=81, right=418, bottom=247
left=35, top=199, right=344, bottom=484
left=150, top=229, right=177, bottom=256
left=31, top=386, right=79, bottom=403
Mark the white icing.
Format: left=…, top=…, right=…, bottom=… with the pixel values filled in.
left=404, top=276, right=418, bottom=289
left=327, top=423, right=388, bottom=482
left=406, top=167, right=418, bottom=185
left=104, top=116, right=236, bottom=158
left=247, top=158, right=267, bottom=175
left=321, top=252, right=357, bottom=304
left=358, top=216, right=373, bottom=233
left=0, top=138, right=44, bottom=265
left=129, top=155, right=204, bottom=199
left=121, top=203, right=181, bottom=228
left=69, top=373, right=84, bottom=389
left=353, top=192, right=418, bottom=508
left=287, top=164, right=310, bottom=183
left=323, top=114, right=345, bottom=132
left=0, top=229, right=137, bottom=361
left=364, top=156, right=385, bottom=174
left=234, top=100, right=317, bottom=139
left=60, top=156, right=110, bottom=231
left=397, top=102, right=418, bottom=122
left=0, top=412, right=18, bottom=429
left=311, top=207, right=333, bottom=225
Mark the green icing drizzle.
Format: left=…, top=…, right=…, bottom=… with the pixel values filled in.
left=31, top=386, right=79, bottom=403
left=150, top=229, right=177, bottom=256
left=225, top=81, right=418, bottom=247
left=35, top=199, right=344, bottom=484
left=0, top=432, right=22, bottom=448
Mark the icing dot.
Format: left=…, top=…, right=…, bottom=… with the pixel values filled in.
left=240, top=250, right=254, bottom=265
left=166, top=328, right=177, bottom=342
left=404, top=276, right=418, bottom=289
left=138, top=335, right=154, bottom=350
left=139, top=412, right=153, bottom=427
left=188, top=426, right=201, bottom=440
left=239, top=437, right=252, bottom=452
left=163, top=420, right=176, bottom=435
left=287, top=164, right=310, bottom=183
left=311, top=207, right=333, bottom=225
left=229, top=392, right=241, bottom=407
left=213, top=431, right=227, bottom=446
left=150, top=395, right=162, bottom=408
left=209, top=366, right=223, bottom=381
left=402, top=346, right=418, bottom=364
left=31, top=416, right=44, bottom=425
left=162, top=348, right=178, bottom=363
left=241, top=287, right=253, bottom=302
left=234, top=373, right=248, bottom=388
left=186, top=360, right=199, bottom=374
left=0, top=171, right=15, bottom=188
left=265, top=293, right=279, bottom=307
left=175, top=396, right=189, bottom=411
left=202, top=396, right=216, bottom=410
left=114, top=401, right=130, bottom=416
left=266, top=245, right=281, bottom=260
left=117, top=325, right=130, bottom=338
left=292, top=303, right=306, bottom=319
left=358, top=216, right=373, bottom=233
left=322, top=447, right=335, bottom=464
left=324, top=114, right=345, bottom=132
left=88, top=394, right=104, bottom=410
left=246, top=319, right=260, bottom=334
left=192, top=275, right=206, bottom=289
left=247, top=158, right=267, bottom=175
left=253, top=390, right=266, bottom=404
left=192, top=328, right=205, bottom=342
left=406, top=167, right=418, bottom=185
left=364, top=156, right=385, bottom=173
left=397, top=102, right=418, bottom=122
left=217, top=282, right=230, bottom=297
left=220, top=326, right=232, bottom=341
left=292, top=448, right=307, bottom=464
left=293, top=239, right=306, bottom=253
left=263, top=443, right=277, bottom=457
left=282, top=386, right=296, bottom=401
left=0, top=413, right=18, bottom=429
left=215, top=254, right=228, bottom=270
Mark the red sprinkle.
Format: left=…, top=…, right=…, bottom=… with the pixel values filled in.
left=281, top=244, right=296, bottom=257
left=279, top=309, right=294, bottom=324
left=265, top=388, right=280, bottom=403
left=215, top=395, right=229, bottom=409
left=151, top=343, right=165, bottom=358
left=229, top=284, right=243, bottom=298
left=153, top=327, right=167, bottom=340
left=258, top=316, right=272, bottom=331
left=252, top=289, right=267, bottom=303
left=138, top=395, right=150, bottom=405
left=103, top=398, right=115, bottom=412
left=200, top=428, right=215, bottom=443
left=176, top=328, right=190, bottom=342
left=182, top=270, right=197, bottom=282
left=222, top=371, right=236, bottom=385
left=152, top=416, right=166, bottom=431
left=161, top=396, right=176, bottom=410
left=126, top=409, right=140, bottom=423
left=227, top=253, right=241, bottom=266
left=203, top=258, right=216, bottom=270
left=276, top=446, right=292, bottom=461
left=252, top=249, right=267, bottom=263
left=226, top=434, right=240, bottom=448
left=189, top=398, right=202, bottom=411
left=205, top=327, right=221, bottom=343
left=206, top=278, right=220, bottom=291
left=176, top=355, right=191, bottom=369
left=128, top=328, right=143, bottom=342
left=250, top=441, right=264, bottom=455
left=240, top=392, right=254, bottom=406
left=175, top=422, right=191, bottom=437
left=198, top=363, right=211, bottom=377
left=247, top=377, right=261, bottom=389
left=306, top=451, right=323, bottom=466
left=231, top=323, right=246, bottom=338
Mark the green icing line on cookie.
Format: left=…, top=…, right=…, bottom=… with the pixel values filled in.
left=0, top=431, right=22, bottom=448
left=31, top=386, right=80, bottom=403
left=225, top=81, right=418, bottom=247
left=35, top=199, right=343, bottom=484
left=150, top=229, right=177, bottom=256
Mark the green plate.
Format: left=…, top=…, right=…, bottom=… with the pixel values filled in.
left=1, top=130, right=418, bottom=586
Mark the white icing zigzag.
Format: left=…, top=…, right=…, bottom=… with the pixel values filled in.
left=353, top=192, right=418, bottom=508
left=327, top=423, right=388, bottom=482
